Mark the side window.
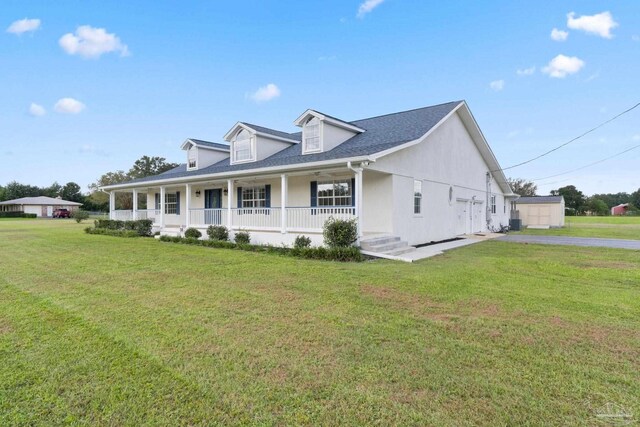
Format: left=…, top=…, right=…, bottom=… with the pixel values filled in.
left=414, top=180, right=422, bottom=215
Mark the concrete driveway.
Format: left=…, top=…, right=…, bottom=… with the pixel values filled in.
left=497, top=234, right=640, bottom=250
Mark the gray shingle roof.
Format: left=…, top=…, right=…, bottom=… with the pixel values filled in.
left=187, top=139, right=230, bottom=151
left=517, top=196, right=564, bottom=204
left=240, top=123, right=301, bottom=142
left=114, top=101, right=462, bottom=186
left=0, top=196, right=82, bottom=206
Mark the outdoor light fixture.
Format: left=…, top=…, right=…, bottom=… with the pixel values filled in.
left=223, top=188, right=228, bottom=195
left=195, top=190, right=201, bottom=197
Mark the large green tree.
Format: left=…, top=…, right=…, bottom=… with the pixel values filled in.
left=551, top=185, right=586, bottom=213
left=3, top=181, right=41, bottom=200
left=128, top=156, right=179, bottom=179
left=507, top=177, right=537, bottom=197
left=586, top=197, right=609, bottom=216
left=591, top=192, right=631, bottom=208
left=60, top=182, right=84, bottom=203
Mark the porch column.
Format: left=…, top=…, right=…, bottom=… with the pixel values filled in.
left=354, top=168, right=363, bottom=239
left=227, top=179, right=233, bottom=228
left=132, top=189, right=138, bottom=220
left=185, top=183, right=191, bottom=228
left=280, top=174, right=287, bottom=234
left=159, top=186, right=166, bottom=228
left=109, top=192, right=115, bottom=220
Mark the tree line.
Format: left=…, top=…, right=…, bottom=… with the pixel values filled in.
left=0, top=156, right=178, bottom=212
left=508, top=177, right=640, bottom=216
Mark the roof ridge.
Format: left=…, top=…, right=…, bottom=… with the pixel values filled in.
left=349, top=100, right=463, bottom=124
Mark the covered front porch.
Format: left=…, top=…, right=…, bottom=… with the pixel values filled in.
left=108, top=167, right=387, bottom=243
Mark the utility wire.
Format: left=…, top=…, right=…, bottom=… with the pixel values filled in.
left=492, top=102, right=640, bottom=172
left=532, top=142, right=640, bottom=182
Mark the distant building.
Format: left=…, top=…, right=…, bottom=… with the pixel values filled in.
left=515, top=196, right=565, bottom=228
left=611, top=203, right=629, bottom=216
left=0, top=196, right=82, bottom=217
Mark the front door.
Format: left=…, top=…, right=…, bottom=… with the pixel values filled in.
left=46, top=206, right=53, bottom=217
left=204, top=189, right=222, bottom=224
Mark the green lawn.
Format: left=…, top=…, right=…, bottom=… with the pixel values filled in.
left=517, top=216, right=640, bottom=240
left=1, top=220, right=638, bottom=425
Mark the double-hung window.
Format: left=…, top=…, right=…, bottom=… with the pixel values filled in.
left=304, top=117, right=320, bottom=152
left=317, top=180, right=352, bottom=207
left=165, top=193, right=177, bottom=214
left=414, top=180, right=422, bottom=215
left=491, top=195, right=497, bottom=214
left=242, top=186, right=266, bottom=209
left=188, top=147, right=197, bottom=169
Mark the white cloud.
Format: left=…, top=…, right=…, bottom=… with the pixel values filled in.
left=550, top=28, right=569, bottom=41
left=567, top=11, right=618, bottom=39
left=489, top=80, right=505, bottom=91
left=6, top=18, right=41, bottom=35
left=28, top=103, right=45, bottom=117
left=542, top=54, right=585, bottom=78
left=59, top=25, right=129, bottom=59
left=357, top=0, right=385, bottom=18
left=54, top=98, right=85, bottom=114
left=517, top=66, right=535, bottom=76
left=249, top=83, right=280, bottom=103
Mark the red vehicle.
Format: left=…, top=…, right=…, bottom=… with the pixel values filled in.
left=52, top=208, right=71, bottom=218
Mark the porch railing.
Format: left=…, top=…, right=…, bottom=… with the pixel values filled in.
left=136, top=209, right=160, bottom=222
left=231, top=207, right=282, bottom=230
left=189, top=209, right=227, bottom=227
left=112, top=210, right=133, bottom=221
left=287, top=206, right=356, bottom=231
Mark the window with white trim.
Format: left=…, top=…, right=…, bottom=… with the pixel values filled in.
left=233, top=129, right=253, bottom=162
left=188, top=146, right=197, bottom=169
left=242, top=186, right=266, bottom=208
left=303, top=117, right=321, bottom=152
left=414, top=180, right=422, bottom=214
left=317, top=180, right=352, bottom=206
left=491, top=195, right=497, bottom=214
left=165, top=193, right=177, bottom=214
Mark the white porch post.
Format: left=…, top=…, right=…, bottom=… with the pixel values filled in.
left=280, top=174, right=287, bottom=234
left=132, top=189, right=138, bottom=220
left=159, top=186, right=166, bottom=228
left=109, top=192, right=115, bottom=220
left=185, top=183, right=191, bottom=228
left=227, top=179, right=233, bottom=228
left=355, top=168, right=363, bottom=239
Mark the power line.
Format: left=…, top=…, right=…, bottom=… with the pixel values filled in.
left=492, top=101, right=640, bottom=172
left=532, top=142, right=640, bottom=181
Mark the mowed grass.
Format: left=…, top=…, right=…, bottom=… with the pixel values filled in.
left=518, top=215, right=640, bottom=240
left=0, top=220, right=639, bottom=426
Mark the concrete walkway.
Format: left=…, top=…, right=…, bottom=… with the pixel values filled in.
left=497, top=234, right=640, bottom=250
left=374, top=233, right=504, bottom=262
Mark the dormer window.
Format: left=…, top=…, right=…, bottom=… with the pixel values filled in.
left=187, top=146, right=197, bottom=169
left=303, top=117, right=321, bottom=153
left=233, top=129, right=254, bottom=162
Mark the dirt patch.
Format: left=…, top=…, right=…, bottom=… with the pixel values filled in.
left=0, top=318, right=13, bottom=335
left=361, top=285, right=449, bottom=321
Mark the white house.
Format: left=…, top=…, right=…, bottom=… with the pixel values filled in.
left=102, top=101, right=517, bottom=255
left=0, top=196, right=82, bottom=217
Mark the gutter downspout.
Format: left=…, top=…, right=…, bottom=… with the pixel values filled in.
left=486, top=172, right=492, bottom=228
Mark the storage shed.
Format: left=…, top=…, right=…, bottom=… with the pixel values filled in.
left=515, top=196, right=565, bottom=228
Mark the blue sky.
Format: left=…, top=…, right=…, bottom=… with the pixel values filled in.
left=2, top=0, right=639, bottom=195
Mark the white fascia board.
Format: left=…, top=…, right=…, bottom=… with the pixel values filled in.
left=100, top=156, right=374, bottom=190
left=223, top=122, right=254, bottom=142
left=253, top=131, right=300, bottom=144
left=294, top=109, right=364, bottom=133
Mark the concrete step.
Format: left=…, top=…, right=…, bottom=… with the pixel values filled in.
left=360, top=235, right=401, bottom=250
left=384, top=246, right=417, bottom=256
left=364, top=240, right=409, bottom=253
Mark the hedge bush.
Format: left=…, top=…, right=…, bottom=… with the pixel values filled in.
left=207, top=225, right=229, bottom=241
left=234, top=230, right=251, bottom=245
left=72, top=210, right=90, bottom=223
left=158, top=235, right=362, bottom=262
left=0, top=212, right=37, bottom=218
left=184, top=227, right=202, bottom=239
left=93, top=219, right=153, bottom=236
left=323, top=217, right=358, bottom=248
left=294, top=235, right=312, bottom=249
left=84, top=227, right=140, bottom=238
